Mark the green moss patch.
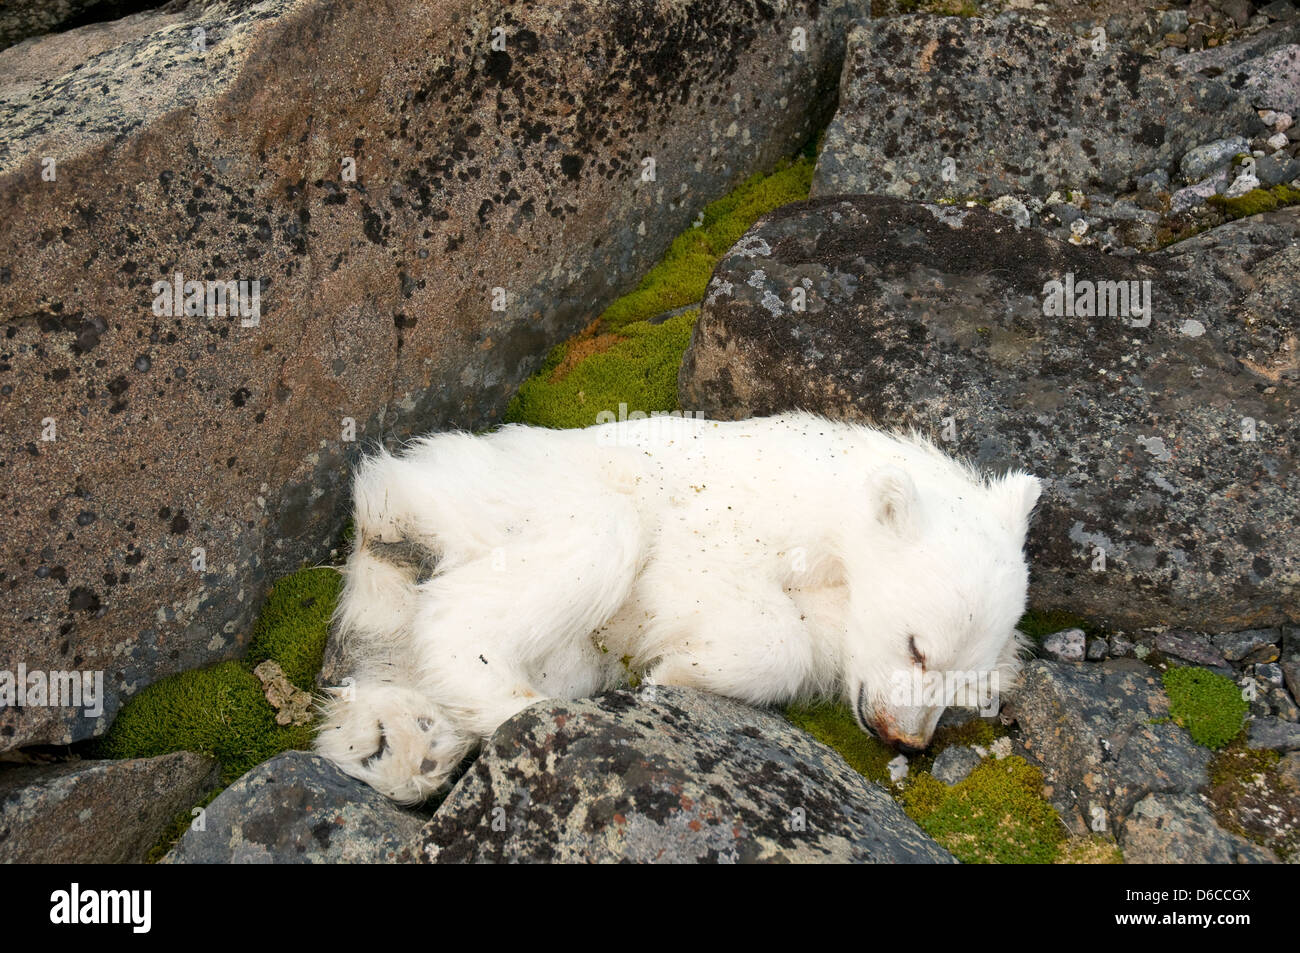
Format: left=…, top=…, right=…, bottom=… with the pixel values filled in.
left=95, top=661, right=313, bottom=786
left=96, top=566, right=341, bottom=785
left=598, top=156, right=814, bottom=333
left=784, top=701, right=896, bottom=787
left=246, top=567, right=341, bottom=689
left=1163, top=666, right=1248, bottom=749
left=505, top=309, right=698, bottom=430
left=505, top=153, right=815, bottom=430
left=1209, top=184, right=1300, bottom=220
left=902, top=756, right=1065, bottom=864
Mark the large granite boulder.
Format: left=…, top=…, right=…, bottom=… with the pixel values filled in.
left=811, top=13, right=1265, bottom=201
left=415, top=687, right=954, bottom=863
left=165, top=750, right=426, bottom=863
left=0, top=0, right=862, bottom=751
left=0, top=751, right=217, bottom=862
left=678, top=195, right=1299, bottom=632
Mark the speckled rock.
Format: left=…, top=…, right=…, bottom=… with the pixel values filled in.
left=1122, top=793, right=1277, bottom=863
left=1248, top=715, right=1300, bottom=750
left=811, top=14, right=1264, bottom=201
left=416, top=687, right=955, bottom=863
left=165, top=751, right=425, bottom=863
left=1043, top=628, right=1087, bottom=662
left=0, top=0, right=863, bottom=751
left=930, top=745, right=981, bottom=786
left=1009, top=659, right=1212, bottom=833
left=1223, top=43, right=1300, bottom=115
left=678, top=195, right=1300, bottom=632
left=0, top=751, right=218, bottom=862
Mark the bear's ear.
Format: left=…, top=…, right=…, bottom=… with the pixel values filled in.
left=995, top=471, right=1042, bottom=539
left=868, top=466, right=919, bottom=537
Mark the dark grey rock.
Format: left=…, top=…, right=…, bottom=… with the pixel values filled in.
left=1249, top=716, right=1300, bottom=749
left=1256, top=661, right=1285, bottom=685
left=1122, top=793, right=1277, bottom=862
left=416, top=687, right=954, bottom=863
left=678, top=194, right=1300, bottom=632
left=1213, top=628, right=1282, bottom=663
left=0, top=752, right=217, bottom=863
left=166, top=751, right=425, bottom=863
left=1158, top=631, right=1231, bottom=671
left=931, top=745, right=981, bottom=786
left=1181, top=136, right=1253, bottom=183
left=1010, top=659, right=1212, bottom=829
left=1256, top=151, right=1300, bottom=184
left=1087, top=637, right=1110, bottom=660
left=1283, top=627, right=1300, bottom=700
left=812, top=14, right=1264, bottom=201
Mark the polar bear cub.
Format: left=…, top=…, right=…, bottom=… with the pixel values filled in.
left=315, top=412, right=1041, bottom=803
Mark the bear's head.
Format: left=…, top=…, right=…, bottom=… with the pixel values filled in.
left=843, top=465, right=1041, bottom=752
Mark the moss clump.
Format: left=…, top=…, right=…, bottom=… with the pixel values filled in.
left=246, top=567, right=341, bottom=689
left=505, top=309, right=697, bottom=430
left=1017, top=608, right=1098, bottom=644
left=784, top=701, right=896, bottom=787
left=1163, top=666, right=1248, bottom=749
left=597, top=156, right=814, bottom=332
left=1056, top=835, right=1124, bottom=865
left=97, top=565, right=341, bottom=784
left=1209, top=184, right=1300, bottom=219
left=505, top=153, right=814, bottom=430
left=95, top=661, right=313, bottom=785
left=902, top=757, right=1065, bottom=864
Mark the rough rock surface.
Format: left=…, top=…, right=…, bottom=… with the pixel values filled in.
left=678, top=195, right=1299, bottom=631
left=1010, top=659, right=1214, bottom=834
left=0, top=0, right=861, bottom=751
left=416, top=687, right=954, bottom=863
left=1122, top=793, right=1277, bottom=863
left=0, top=0, right=161, bottom=51
left=165, top=750, right=426, bottom=863
left=0, top=751, right=217, bottom=862
left=811, top=14, right=1264, bottom=201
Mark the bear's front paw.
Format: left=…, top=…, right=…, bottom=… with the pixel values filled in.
left=315, top=683, right=470, bottom=804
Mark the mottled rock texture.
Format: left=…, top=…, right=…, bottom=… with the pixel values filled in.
left=0, top=750, right=217, bottom=862
left=165, top=750, right=425, bottom=862
left=1010, top=659, right=1213, bottom=834
left=679, top=195, right=1299, bottom=631
left=0, top=0, right=861, bottom=751
left=417, top=687, right=955, bottom=863
left=812, top=14, right=1264, bottom=200
left=1122, top=793, right=1276, bottom=863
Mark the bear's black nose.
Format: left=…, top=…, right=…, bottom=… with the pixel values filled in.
left=896, top=741, right=925, bottom=756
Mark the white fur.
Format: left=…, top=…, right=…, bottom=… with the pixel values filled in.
left=315, top=412, right=1041, bottom=803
